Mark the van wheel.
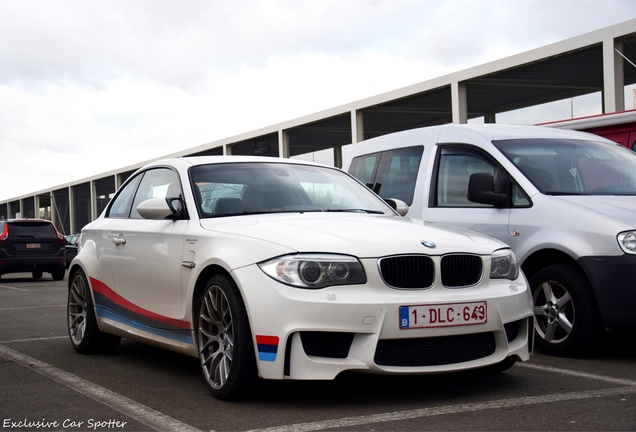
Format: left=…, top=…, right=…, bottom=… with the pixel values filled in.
left=530, top=264, right=604, bottom=357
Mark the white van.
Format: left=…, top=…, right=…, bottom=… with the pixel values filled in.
left=343, top=124, right=636, bottom=356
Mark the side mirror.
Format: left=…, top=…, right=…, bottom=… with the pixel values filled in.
left=467, top=173, right=507, bottom=207
left=384, top=198, right=409, bottom=216
left=137, top=197, right=184, bottom=220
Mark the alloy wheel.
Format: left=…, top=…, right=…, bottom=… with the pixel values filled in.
left=533, top=279, right=574, bottom=344
left=198, top=284, right=234, bottom=390
left=68, top=274, right=88, bottom=345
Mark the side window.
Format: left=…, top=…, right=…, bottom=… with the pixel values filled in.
left=130, top=168, right=181, bottom=219
left=107, top=174, right=142, bottom=218
left=348, top=154, right=379, bottom=188
left=436, top=148, right=499, bottom=208
left=348, top=146, right=423, bottom=206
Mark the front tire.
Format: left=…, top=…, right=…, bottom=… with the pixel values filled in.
left=67, top=268, right=120, bottom=354
left=530, top=264, right=604, bottom=357
left=196, top=274, right=256, bottom=400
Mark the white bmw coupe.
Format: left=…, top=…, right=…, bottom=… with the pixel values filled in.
left=67, top=156, right=533, bottom=400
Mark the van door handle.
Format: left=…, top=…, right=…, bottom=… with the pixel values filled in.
left=113, top=234, right=126, bottom=245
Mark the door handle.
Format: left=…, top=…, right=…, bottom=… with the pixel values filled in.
left=113, top=234, right=126, bottom=245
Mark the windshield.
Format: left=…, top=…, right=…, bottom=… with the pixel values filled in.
left=493, top=139, right=636, bottom=196
left=189, top=162, right=393, bottom=218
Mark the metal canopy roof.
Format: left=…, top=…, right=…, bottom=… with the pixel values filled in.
left=4, top=19, right=636, bottom=230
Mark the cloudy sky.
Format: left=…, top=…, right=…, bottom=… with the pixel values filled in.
left=1, top=0, right=636, bottom=201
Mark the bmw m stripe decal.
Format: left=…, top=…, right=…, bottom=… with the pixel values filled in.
left=89, top=277, right=193, bottom=344
left=256, top=335, right=279, bottom=362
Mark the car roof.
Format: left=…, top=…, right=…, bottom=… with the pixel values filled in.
left=139, top=155, right=333, bottom=171
left=344, top=123, right=616, bottom=157
left=436, top=123, right=612, bottom=142
left=5, top=218, right=53, bottom=223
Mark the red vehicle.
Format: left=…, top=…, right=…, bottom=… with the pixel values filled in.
left=539, top=109, right=636, bottom=149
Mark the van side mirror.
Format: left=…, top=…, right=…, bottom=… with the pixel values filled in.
left=467, top=173, right=507, bottom=207
left=384, top=198, right=409, bottom=216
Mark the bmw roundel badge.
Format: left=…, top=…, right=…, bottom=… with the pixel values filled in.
left=421, top=240, right=436, bottom=248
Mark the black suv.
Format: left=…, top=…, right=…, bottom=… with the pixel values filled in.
left=0, top=219, right=66, bottom=280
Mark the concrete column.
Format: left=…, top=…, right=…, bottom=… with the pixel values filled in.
left=351, top=109, right=364, bottom=143
left=278, top=129, right=290, bottom=158
left=223, top=144, right=232, bottom=156
left=603, top=37, right=625, bottom=113
left=484, top=112, right=496, bottom=124
left=333, top=146, right=343, bottom=168
left=451, top=80, right=468, bottom=124
left=90, top=180, right=96, bottom=223
left=68, top=186, right=74, bottom=235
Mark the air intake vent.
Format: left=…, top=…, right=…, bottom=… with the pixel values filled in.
left=441, top=254, right=482, bottom=287
left=378, top=255, right=434, bottom=289
left=374, top=333, right=496, bottom=367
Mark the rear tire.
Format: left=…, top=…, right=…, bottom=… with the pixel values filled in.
left=52, top=268, right=65, bottom=281
left=196, top=274, right=257, bottom=400
left=67, top=268, right=120, bottom=354
left=32, top=271, right=43, bottom=279
left=530, top=264, right=604, bottom=357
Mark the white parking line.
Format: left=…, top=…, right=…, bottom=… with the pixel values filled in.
left=0, top=285, right=28, bottom=291
left=0, top=304, right=66, bottom=311
left=518, top=362, right=636, bottom=386
left=0, top=344, right=201, bottom=432
left=0, top=336, right=68, bottom=344
left=245, top=363, right=636, bottom=432
left=246, top=387, right=636, bottom=432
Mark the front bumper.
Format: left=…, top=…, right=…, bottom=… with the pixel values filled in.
left=579, top=254, right=636, bottom=329
left=232, top=260, right=534, bottom=381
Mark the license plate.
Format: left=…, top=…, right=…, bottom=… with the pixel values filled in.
left=26, top=243, right=41, bottom=249
left=399, top=301, right=487, bottom=329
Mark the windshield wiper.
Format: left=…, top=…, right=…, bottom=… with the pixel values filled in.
left=543, top=191, right=584, bottom=196
left=325, top=209, right=384, bottom=214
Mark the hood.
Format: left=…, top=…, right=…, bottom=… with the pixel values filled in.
left=557, top=195, right=636, bottom=230
left=199, top=213, right=505, bottom=257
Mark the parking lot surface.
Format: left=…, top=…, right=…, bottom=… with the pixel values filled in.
left=1, top=272, right=635, bottom=431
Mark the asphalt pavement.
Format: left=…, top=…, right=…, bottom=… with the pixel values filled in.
left=1, top=272, right=635, bottom=431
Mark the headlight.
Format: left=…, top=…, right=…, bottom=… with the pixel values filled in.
left=617, top=231, right=636, bottom=254
left=258, top=254, right=367, bottom=289
left=490, top=248, right=519, bottom=280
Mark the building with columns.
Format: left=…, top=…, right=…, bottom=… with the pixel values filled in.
left=2, top=18, right=636, bottom=235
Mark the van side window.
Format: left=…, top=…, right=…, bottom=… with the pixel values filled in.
left=436, top=148, right=499, bottom=208
left=349, top=154, right=379, bottom=189
left=348, top=146, right=423, bottom=206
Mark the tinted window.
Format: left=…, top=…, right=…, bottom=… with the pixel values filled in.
left=349, top=146, right=423, bottom=206
left=8, top=222, right=56, bottom=239
left=190, top=162, right=392, bottom=217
